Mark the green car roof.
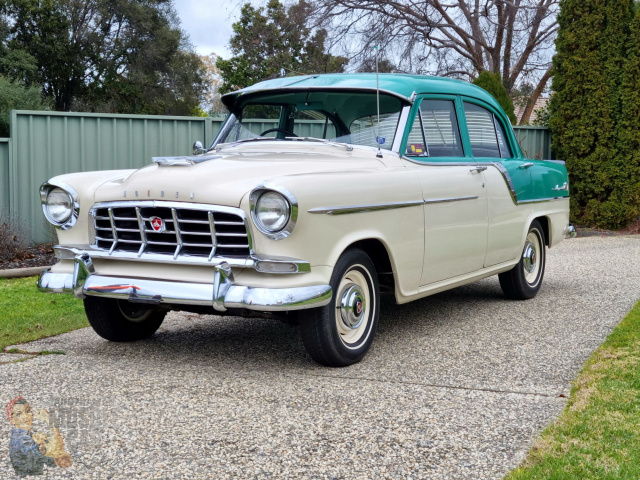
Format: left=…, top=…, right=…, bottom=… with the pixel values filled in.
left=221, top=73, right=500, bottom=111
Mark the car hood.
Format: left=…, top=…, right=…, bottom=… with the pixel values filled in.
left=93, top=143, right=397, bottom=207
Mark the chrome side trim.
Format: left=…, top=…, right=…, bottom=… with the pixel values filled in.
left=39, top=180, right=80, bottom=230
left=488, top=162, right=518, bottom=204
left=38, top=267, right=332, bottom=312
left=249, top=182, right=298, bottom=240
left=308, top=196, right=478, bottom=215
left=423, top=195, right=479, bottom=205
left=517, top=196, right=570, bottom=204
left=308, top=200, right=424, bottom=215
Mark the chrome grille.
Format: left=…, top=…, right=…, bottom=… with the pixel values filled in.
left=92, top=203, right=251, bottom=259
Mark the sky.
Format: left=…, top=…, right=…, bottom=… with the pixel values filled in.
left=174, top=0, right=243, bottom=58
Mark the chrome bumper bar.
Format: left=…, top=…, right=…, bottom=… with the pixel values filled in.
left=38, top=254, right=332, bottom=312
left=564, top=223, right=577, bottom=239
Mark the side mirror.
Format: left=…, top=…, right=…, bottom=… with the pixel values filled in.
left=192, top=140, right=206, bottom=155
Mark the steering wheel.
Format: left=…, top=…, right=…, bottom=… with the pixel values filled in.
left=260, top=128, right=298, bottom=138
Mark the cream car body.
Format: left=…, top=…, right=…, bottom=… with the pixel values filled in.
left=38, top=74, right=573, bottom=366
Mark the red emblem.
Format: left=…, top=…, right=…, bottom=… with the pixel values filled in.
left=356, top=300, right=363, bottom=315
left=150, top=216, right=165, bottom=233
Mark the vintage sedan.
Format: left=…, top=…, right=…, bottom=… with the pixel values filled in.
left=38, top=74, right=574, bottom=366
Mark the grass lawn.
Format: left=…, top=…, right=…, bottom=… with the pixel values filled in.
left=507, top=299, right=640, bottom=480
left=0, top=276, right=88, bottom=350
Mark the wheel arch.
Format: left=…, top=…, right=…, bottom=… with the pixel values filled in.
left=343, top=238, right=396, bottom=296
left=534, top=215, right=550, bottom=246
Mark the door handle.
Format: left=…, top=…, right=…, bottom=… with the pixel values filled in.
left=552, top=182, right=569, bottom=192
left=519, top=162, right=534, bottom=169
left=469, top=166, right=487, bottom=173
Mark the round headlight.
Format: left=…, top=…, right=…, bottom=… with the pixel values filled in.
left=46, top=187, right=73, bottom=224
left=255, top=191, right=290, bottom=232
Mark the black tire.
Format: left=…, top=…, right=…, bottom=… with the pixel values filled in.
left=499, top=220, right=546, bottom=300
left=83, top=297, right=166, bottom=342
left=299, top=249, right=380, bottom=367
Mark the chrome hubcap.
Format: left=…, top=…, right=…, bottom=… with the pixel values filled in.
left=523, top=242, right=536, bottom=274
left=339, top=284, right=366, bottom=330
left=335, top=266, right=372, bottom=348
left=523, top=230, right=543, bottom=286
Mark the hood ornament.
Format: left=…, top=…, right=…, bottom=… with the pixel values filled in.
left=152, top=154, right=221, bottom=167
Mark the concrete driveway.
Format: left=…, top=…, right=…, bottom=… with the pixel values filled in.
left=1, top=236, right=639, bottom=479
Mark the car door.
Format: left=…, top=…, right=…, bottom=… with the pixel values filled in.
left=402, top=96, right=489, bottom=286
left=459, top=99, right=533, bottom=267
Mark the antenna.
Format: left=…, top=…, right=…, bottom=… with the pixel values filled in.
left=375, top=45, right=383, bottom=158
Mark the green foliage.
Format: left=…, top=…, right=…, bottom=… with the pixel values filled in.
left=0, top=0, right=205, bottom=115
left=550, top=0, right=636, bottom=229
left=217, top=0, right=348, bottom=94
left=0, top=75, right=50, bottom=136
left=472, top=71, right=517, bottom=124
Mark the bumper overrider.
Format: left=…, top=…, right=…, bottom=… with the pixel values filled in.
left=38, top=254, right=333, bottom=312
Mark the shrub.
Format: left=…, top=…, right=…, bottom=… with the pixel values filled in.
left=0, top=209, right=31, bottom=262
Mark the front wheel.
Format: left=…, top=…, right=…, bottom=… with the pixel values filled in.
left=299, top=249, right=380, bottom=367
left=499, top=220, right=546, bottom=300
left=84, top=297, right=166, bottom=342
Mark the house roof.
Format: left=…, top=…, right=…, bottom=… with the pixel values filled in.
left=220, top=73, right=500, bottom=111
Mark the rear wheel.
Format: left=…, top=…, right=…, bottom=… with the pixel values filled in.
left=299, top=249, right=380, bottom=367
left=499, top=220, right=546, bottom=300
left=84, top=297, right=166, bottom=342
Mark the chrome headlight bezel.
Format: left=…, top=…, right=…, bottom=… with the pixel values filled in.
left=249, top=183, right=298, bottom=240
left=40, top=181, right=80, bottom=230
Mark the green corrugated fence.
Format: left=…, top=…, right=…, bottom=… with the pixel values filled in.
left=0, top=138, right=10, bottom=214
left=1, top=110, right=552, bottom=244
left=513, top=126, right=553, bottom=160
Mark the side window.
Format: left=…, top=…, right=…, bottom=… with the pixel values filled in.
left=464, top=102, right=511, bottom=158
left=406, top=99, right=463, bottom=157
left=494, top=118, right=512, bottom=158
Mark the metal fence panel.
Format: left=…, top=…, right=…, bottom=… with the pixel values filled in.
left=6, top=110, right=552, bottom=244
left=10, top=111, right=209, bottom=243
left=0, top=138, right=9, bottom=213
left=513, top=126, right=553, bottom=160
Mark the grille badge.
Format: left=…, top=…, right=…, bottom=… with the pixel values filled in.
left=149, top=216, right=165, bottom=233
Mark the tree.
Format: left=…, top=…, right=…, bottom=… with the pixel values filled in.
left=0, top=0, right=206, bottom=115
left=200, top=52, right=226, bottom=115
left=0, top=75, right=50, bottom=136
left=217, top=0, right=347, bottom=94
left=615, top=5, right=640, bottom=227
left=473, top=72, right=516, bottom=124
left=310, top=0, right=559, bottom=124
left=357, top=57, right=395, bottom=73
left=549, top=0, right=634, bottom=229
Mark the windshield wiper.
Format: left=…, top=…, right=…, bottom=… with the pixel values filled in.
left=285, top=137, right=353, bottom=152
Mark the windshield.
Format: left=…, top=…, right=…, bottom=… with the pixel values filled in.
left=212, top=91, right=405, bottom=150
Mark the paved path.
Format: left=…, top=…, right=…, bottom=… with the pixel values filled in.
left=1, top=236, right=639, bottom=479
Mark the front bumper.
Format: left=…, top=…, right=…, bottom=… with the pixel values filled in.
left=38, top=254, right=332, bottom=312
